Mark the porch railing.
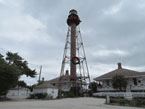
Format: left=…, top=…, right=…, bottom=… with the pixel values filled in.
left=93, top=92, right=145, bottom=97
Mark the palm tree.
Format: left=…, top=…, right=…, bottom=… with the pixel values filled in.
left=112, top=75, right=127, bottom=91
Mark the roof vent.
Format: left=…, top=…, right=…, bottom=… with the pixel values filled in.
left=118, top=63, right=122, bottom=69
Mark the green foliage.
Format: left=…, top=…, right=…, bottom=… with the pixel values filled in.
left=93, top=96, right=106, bottom=98
left=0, top=52, right=37, bottom=95
left=27, top=84, right=37, bottom=92
left=112, top=75, right=127, bottom=91
left=88, top=90, right=93, bottom=96
left=28, top=93, right=48, bottom=99
left=6, top=52, right=37, bottom=78
left=110, top=98, right=128, bottom=106
left=57, top=87, right=81, bottom=98
left=133, top=98, right=145, bottom=107
left=110, top=97, right=145, bottom=107
left=57, top=89, right=62, bottom=99
left=18, top=81, right=27, bottom=88
left=0, top=54, right=19, bottom=95
left=89, top=82, right=97, bottom=93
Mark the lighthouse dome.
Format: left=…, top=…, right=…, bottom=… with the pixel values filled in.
left=69, top=9, right=77, bottom=15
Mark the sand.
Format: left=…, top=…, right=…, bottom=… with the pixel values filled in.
left=0, top=97, right=144, bottom=109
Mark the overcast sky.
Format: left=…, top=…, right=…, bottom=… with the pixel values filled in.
left=0, top=0, right=145, bottom=85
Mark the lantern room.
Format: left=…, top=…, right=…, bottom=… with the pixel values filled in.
left=67, top=9, right=81, bottom=26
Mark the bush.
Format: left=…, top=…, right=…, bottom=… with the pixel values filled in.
left=28, top=93, right=48, bottom=99
left=118, top=99, right=128, bottom=106
left=110, top=97, right=145, bottom=107
left=133, top=98, right=145, bottom=107
left=93, top=96, right=106, bottom=98
left=88, top=90, right=93, bottom=96
left=110, top=98, right=118, bottom=103
left=57, top=87, right=81, bottom=99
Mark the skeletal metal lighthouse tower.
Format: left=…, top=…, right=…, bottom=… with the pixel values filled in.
left=59, top=9, right=90, bottom=93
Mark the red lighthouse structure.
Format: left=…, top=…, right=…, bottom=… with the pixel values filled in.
left=59, top=9, right=90, bottom=95
left=67, top=9, right=81, bottom=81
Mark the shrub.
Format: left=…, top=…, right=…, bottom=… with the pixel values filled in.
left=118, top=99, right=128, bottom=106
left=93, top=96, right=106, bottom=98
left=133, top=98, right=145, bottom=107
left=110, top=98, right=118, bottom=103
left=110, top=97, right=145, bottom=107
left=28, top=93, right=48, bottom=99
left=57, top=87, right=81, bottom=98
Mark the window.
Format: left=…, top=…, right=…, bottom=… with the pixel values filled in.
left=133, top=78, right=137, bottom=85
left=138, top=80, right=141, bottom=83
left=106, top=80, right=109, bottom=86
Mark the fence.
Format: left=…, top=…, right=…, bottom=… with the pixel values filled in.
left=93, top=92, right=145, bottom=97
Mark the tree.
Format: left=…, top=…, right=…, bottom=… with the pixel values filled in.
left=6, top=52, right=37, bottom=78
left=112, top=75, right=127, bottom=91
left=0, top=54, right=19, bottom=95
left=18, top=81, right=27, bottom=88
left=89, top=82, right=97, bottom=93
left=0, top=52, right=37, bottom=95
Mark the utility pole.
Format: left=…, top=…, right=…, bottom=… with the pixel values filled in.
left=38, top=65, right=42, bottom=83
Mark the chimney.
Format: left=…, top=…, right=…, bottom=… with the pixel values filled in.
left=42, top=77, right=44, bottom=82
left=118, top=63, right=122, bottom=69
left=65, top=70, right=69, bottom=75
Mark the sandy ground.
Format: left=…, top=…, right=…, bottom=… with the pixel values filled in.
left=0, top=97, right=144, bottom=109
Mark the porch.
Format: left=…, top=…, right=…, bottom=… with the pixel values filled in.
left=93, top=92, right=145, bottom=97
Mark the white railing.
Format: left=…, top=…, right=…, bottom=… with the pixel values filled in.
left=97, top=86, right=145, bottom=91
left=93, top=92, right=145, bottom=97
left=97, top=88, right=115, bottom=91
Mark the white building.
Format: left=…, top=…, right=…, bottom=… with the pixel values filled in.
left=94, top=63, right=145, bottom=92
left=33, top=75, right=85, bottom=98
left=33, top=80, right=58, bottom=99
left=6, top=87, right=30, bottom=99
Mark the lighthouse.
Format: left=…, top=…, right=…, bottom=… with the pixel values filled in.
left=67, top=9, right=81, bottom=81
left=59, top=9, right=90, bottom=95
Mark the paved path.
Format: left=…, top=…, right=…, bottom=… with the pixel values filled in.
left=0, top=97, right=144, bottom=109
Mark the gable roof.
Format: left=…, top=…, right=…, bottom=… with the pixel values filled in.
left=94, top=63, right=145, bottom=81
left=34, top=81, right=57, bottom=89
left=35, top=75, right=85, bottom=89
left=34, top=76, right=69, bottom=89
left=47, top=77, right=59, bottom=83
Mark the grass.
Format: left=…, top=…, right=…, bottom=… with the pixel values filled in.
left=93, top=95, right=145, bottom=107
left=110, top=97, right=145, bottom=107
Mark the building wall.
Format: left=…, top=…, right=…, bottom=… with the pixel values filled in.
left=98, top=76, right=145, bottom=92
left=33, top=88, right=47, bottom=94
left=61, top=83, right=71, bottom=91
left=47, top=88, right=58, bottom=98
left=98, top=80, right=114, bottom=91
left=33, top=88, right=58, bottom=99
left=6, top=88, right=30, bottom=98
left=60, top=82, right=82, bottom=91
left=128, top=77, right=145, bottom=91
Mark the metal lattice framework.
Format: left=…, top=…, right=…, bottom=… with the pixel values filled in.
left=59, top=10, right=90, bottom=93
left=59, top=26, right=90, bottom=90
